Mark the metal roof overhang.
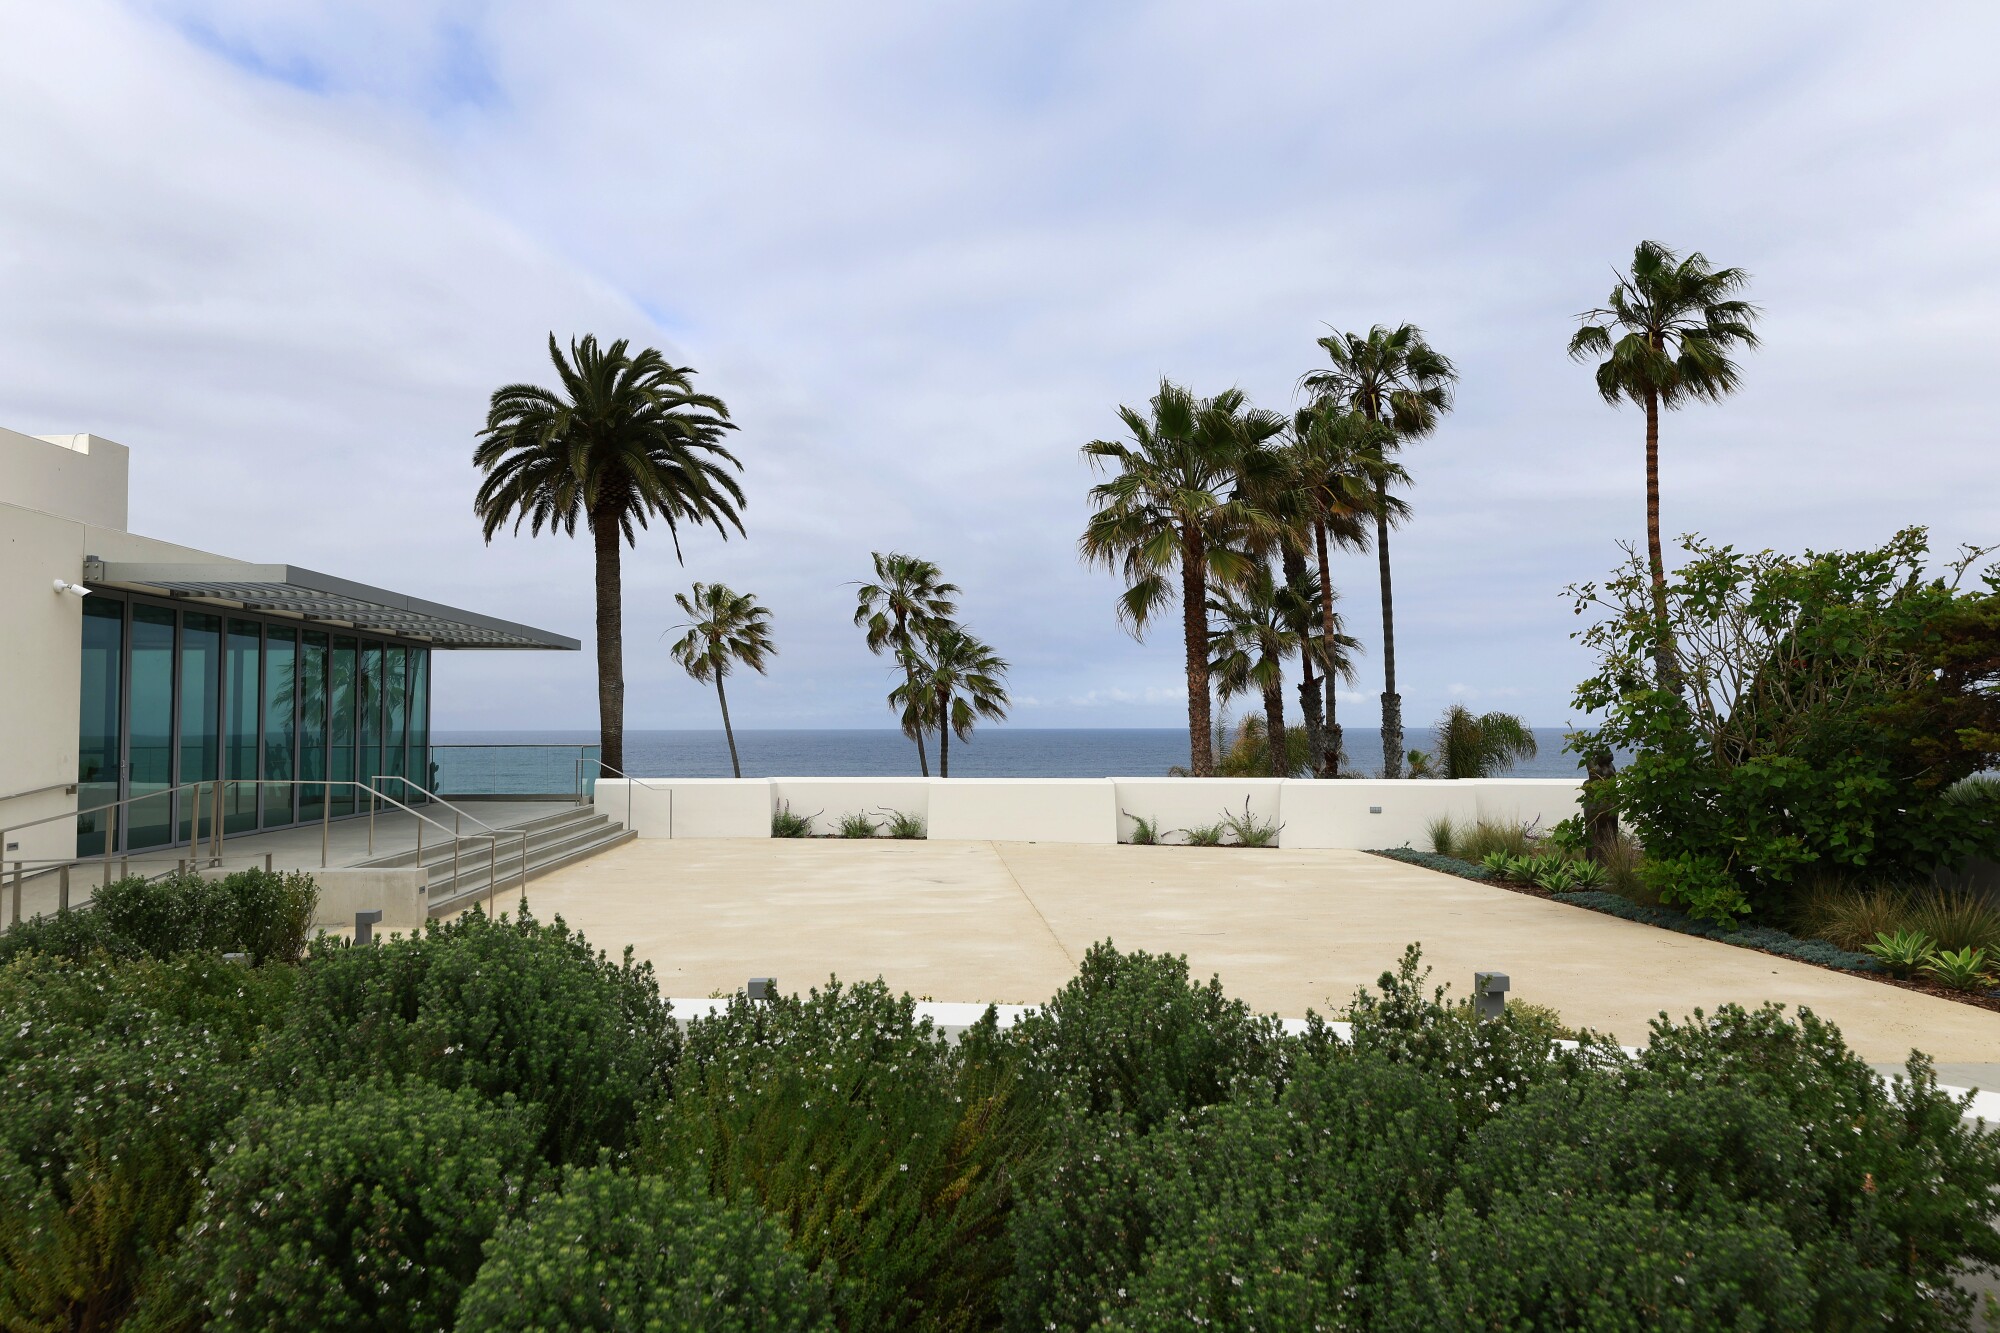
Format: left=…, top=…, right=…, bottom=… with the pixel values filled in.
left=83, top=560, right=579, bottom=650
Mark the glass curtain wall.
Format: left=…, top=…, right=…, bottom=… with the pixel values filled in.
left=73, top=599, right=430, bottom=851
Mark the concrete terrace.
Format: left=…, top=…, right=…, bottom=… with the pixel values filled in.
left=457, top=837, right=2000, bottom=1080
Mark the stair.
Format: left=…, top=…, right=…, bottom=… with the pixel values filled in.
left=356, top=805, right=635, bottom=916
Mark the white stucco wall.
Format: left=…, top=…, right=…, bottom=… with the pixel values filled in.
left=0, top=501, right=87, bottom=866
left=1113, top=777, right=1286, bottom=844
left=1277, top=780, right=1485, bottom=850
left=926, top=779, right=1119, bottom=844
left=0, top=428, right=128, bottom=529
left=1465, top=779, right=1589, bottom=836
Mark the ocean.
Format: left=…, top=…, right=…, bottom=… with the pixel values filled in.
left=431, top=727, right=1594, bottom=794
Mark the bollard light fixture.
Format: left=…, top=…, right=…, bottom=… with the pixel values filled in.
left=1473, top=970, right=1510, bottom=1021
left=747, top=976, right=777, bottom=1001
left=354, top=909, right=384, bottom=946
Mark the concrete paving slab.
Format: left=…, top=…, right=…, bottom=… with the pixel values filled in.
left=464, top=837, right=2000, bottom=1065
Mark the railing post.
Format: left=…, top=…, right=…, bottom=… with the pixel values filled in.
left=214, top=780, right=225, bottom=866
left=452, top=836, right=461, bottom=900
left=58, top=864, right=69, bottom=913
left=369, top=788, right=376, bottom=858
left=9, top=861, right=20, bottom=925
left=322, top=783, right=331, bottom=869
left=488, top=838, right=497, bottom=914
left=519, top=831, right=528, bottom=894
left=104, top=803, right=118, bottom=887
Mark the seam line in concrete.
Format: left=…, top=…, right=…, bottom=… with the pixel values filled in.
left=988, top=841, right=1076, bottom=968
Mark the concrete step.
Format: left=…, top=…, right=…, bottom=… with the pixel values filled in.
left=359, top=804, right=595, bottom=872
left=426, top=820, right=635, bottom=916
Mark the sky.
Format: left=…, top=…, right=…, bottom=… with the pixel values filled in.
left=3, top=2, right=1998, bottom=733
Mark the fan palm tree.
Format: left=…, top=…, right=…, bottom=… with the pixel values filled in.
left=854, top=552, right=960, bottom=776
left=1300, top=324, right=1456, bottom=778
left=1208, top=563, right=1303, bottom=777
left=1422, top=704, right=1537, bottom=779
left=1274, top=561, right=1361, bottom=773
left=1569, top=241, right=1760, bottom=687
left=1080, top=381, right=1284, bottom=776
left=667, top=582, right=774, bottom=779
left=891, top=626, right=1009, bottom=778
left=1287, top=405, right=1397, bottom=775
left=475, top=334, right=741, bottom=778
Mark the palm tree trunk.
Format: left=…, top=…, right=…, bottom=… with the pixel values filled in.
left=1312, top=516, right=1341, bottom=778
left=590, top=513, right=624, bottom=779
left=1181, top=529, right=1214, bottom=776
left=896, top=608, right=931, bottom=776
left=715, top=674, right=741, bottom=779
left=937, top=691, right=951, bottom=778
left=1644, top=390, right=1676, bottom=689
left=1283, top=544, right=1325, bottom=774
left=1375, top=489, right=1402, bottom=779
left=1262, top=680, right=1288, bottom=777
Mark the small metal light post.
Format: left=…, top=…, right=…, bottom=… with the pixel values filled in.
left=354, top=909, right=383, bottom=946
left=1473, top=971, right=1510, bottom=1021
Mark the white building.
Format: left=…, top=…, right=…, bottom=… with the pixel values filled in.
left=1, top=427, right=575, bottom=872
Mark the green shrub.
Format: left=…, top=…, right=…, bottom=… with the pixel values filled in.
left=1452, top=817, right=1536, bottom=862
left=641, top=979, right=1035, bottom=1331
left=1556, top=891, right=1882, bottom=971
left=1921, top=946, right=1995, bottom=992
left=0, top=953, right=295, bottom=1332
left=1122, top=811, right=1161, bottom=845
left=1426, top=813, right=1457, bottom=856
left=268, top=908, right=677, bottom=1165
left=1372, top=846, right=1493, bottom=880
left=455, top=1166, right=831, bottom=1332
left=1865, top=927, right=1937, bottom=976
left=1007, top=942, right=1283, bottom=1133
left=879, top=809, right=926, bottom=840
left=1906, top=888, right=2000, bottom=957
left=1219, top=798, right=1281, bottom=848
left=1182, top=819, right=1227, bottom=846
left=1569, top=530, right=2000, bottom=923
left=168, top=1078, right=539, bottom=1333
left=771, top=801, right=815, bottom=837
left=0, top=868, right=317, bottom=967
left=836, top=811, right=878, bottom=838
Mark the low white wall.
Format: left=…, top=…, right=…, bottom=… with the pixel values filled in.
left=600, top=775, right=1582, bottom=848
left=1279, top=780, right=1483, bottom=850
left=770, top=779, right=933, bottom=837
left=1113, top=778, right=1285, bottom=844
left=928, top=779, right=1118, bottom=844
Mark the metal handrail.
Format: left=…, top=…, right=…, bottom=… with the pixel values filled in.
left=364, top=775, right=528, bottom=900
left=573, top=757, right=673, bottom=830
left=0, top=779, right=79, bottom=804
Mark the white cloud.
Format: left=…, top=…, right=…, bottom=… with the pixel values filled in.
left=4, top=1, right=1998, bottom=735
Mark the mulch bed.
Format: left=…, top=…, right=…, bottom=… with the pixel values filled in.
left=1368, top=850, right=2000, bottom=1016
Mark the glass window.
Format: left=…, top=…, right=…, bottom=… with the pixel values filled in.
left=178, top=613, right=221, bottom=843
left=299, top=631, right=328, bottom=824
left=263, top=628, right=297, bottom=827
left=359, top=642, right=382, bottom=795
left=384, top=645, right=408, bottom=786
left=127, top=605, right=176, bottom=850
left=329, top=636, right=356, bottom=816
left=224, top=620, right=260, bottom=835
left=77, top=596, right=124, bottom=856
left=409, top=649, right=431, bottom=799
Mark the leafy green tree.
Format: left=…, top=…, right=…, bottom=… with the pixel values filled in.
left=475, top=334, right=741, bottom=778
left=1209, top=563, right=1303, bottom=776
left=854, top=553, right=960, bottom=776
left=668, top=581, right=775, bottom=779
left=1413, top=704, right=1538, bottom=779
left=1569, top=241, right=1760, bottom=687
left=891, top=625, right=1009, bottom=778
left=1081, top=381, right=1284, bottom=776
left=1301, top=325, right=1456, bottom=778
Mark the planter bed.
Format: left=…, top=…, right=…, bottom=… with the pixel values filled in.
left=1368, top=847, right=2000, bottom=1015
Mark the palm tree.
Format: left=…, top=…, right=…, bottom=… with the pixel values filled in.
left=1274, top=561, right=1361, bottom=773
left=666, top=582, right=774, bottom=779
left=1287, top=405, right=1397, bottom=775
left=1208, top=563, right=1302, bottom=776
left=1421, top=705, right=1537, bottom=779
left=1080, top=381, right=1283, bottom=776
left=853, top=553, right=960, bottom=776
left=1300, top=324, right=1456, bottom=778
left=1569, top=241, right=1760, bottom=687
left=892, top=626, right=1009, bottom=778
left=476, top=334, right=741, bottom=778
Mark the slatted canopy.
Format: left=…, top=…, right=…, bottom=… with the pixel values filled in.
left=84, top=560, right=579, bottom=650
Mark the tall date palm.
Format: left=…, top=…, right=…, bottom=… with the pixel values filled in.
left=892, top=626, right=1009, bottom=779
left=1569, top=240, right=1759, bottom=687
left=854, top=552, right=960, bottom=776
left=1080, top=381, right=1283, bottom=776
left=1301, top=324, right=1455, bottom=777
left=475, top=334, right=741, bottom=778
left=667, top=582, right=774, bottom=779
